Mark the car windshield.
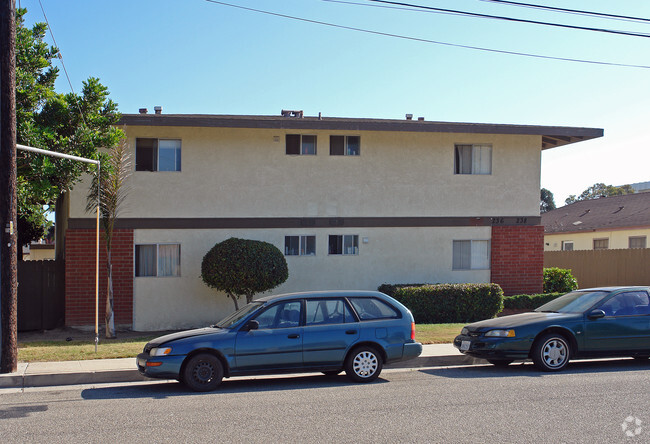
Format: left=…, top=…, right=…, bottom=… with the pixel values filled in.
left=535, top=291, right=609, bottom=313
left=214, top=302, right=264, bottom=329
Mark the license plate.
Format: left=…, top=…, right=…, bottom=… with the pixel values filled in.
left=460, top=340, right=471, bottom=352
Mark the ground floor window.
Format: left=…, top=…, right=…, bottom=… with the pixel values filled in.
left=285, top=235, right=316, bottom=256
left=561, top=241, right=574, bottom=251
left=453, top=240, right=490, bottom=270
left=593, top=238, right=609, bottom=250
left=329, top=235, right=359, bottom=255
left=135, top=243, right=181, bottom=277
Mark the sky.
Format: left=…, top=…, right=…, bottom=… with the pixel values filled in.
left=18, top=0, right=650, bottom=206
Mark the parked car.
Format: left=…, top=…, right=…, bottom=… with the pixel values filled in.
left=137, top=290, right=422, bottom=391
left=453, top=286, right=650, bottom=371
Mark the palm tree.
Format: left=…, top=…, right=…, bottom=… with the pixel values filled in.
left=86, top=139, right=131, bottom=338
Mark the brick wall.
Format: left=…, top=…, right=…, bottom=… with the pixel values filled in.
left=491, top=225, right=544, bottom=296
left=65, top=229, right=134, bottom=327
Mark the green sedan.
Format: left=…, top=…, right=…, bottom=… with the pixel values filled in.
left=454, top=286, right=650, bottom=371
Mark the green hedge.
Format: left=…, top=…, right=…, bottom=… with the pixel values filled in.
left=503, top=292, right=563, bottom=310
left=385, top=283, right=504, bottom=324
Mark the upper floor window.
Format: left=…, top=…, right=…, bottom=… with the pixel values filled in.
left=593, top=238, right=609, bottom=250
left=329, top=235, right=359, bottom=255
left=453, top=240, right=490, bottom=270
left=285, top=235, right=316, bottom=256
left=330, top=135, right=360, bottom=156
left=629, top=236, right=647, bottom=249
left=454, top=144, right=491, bottom=175
left=136, top=138, right=181, bottom=172
left=286, top=134, right=317, bottom=155
left=135, top=243, right=181, bottom=277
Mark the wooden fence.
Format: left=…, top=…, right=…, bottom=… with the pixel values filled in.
left=544, top=249, right=650, bottom=288
left=17, top=259, right=65, bottom=331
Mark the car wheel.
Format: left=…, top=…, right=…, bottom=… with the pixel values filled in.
left=532, top=333, right=571, bottom=372
left=345, top=346, right=383, bottom=382
left=182, top=353, right=224, bottom=392
left=322, top=370, right=342, bottom=376
left=487, top=359, right=513, bottom=367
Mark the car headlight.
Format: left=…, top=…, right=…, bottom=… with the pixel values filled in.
left=485, top=329, right=516, bottom=338
left=461, top=327, right=469, bottom=335
left=150, top=347, right=172, bottom=356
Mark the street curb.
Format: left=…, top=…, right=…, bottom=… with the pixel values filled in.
left=0, top=353, right=484, bottom=389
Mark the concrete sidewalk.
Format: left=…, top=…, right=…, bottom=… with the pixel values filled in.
left=0, top=344, right=486, bottom=390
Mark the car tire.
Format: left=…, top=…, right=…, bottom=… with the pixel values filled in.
left=345, top=346, right=383, bottom=383
left=182, top=353, right=224, bottom=392
left=487, top=359, right=513, bottom=367
left=531, top=333, right=571, bottom=372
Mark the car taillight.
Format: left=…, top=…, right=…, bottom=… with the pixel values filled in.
left=411, top=322, right=416, bottom=340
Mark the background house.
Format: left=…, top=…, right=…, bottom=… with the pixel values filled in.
left=542, top=193, right=650, bottom=251
left=63, top=111, right=602, bottom=330
left=543, top=193, right=650, bottom=288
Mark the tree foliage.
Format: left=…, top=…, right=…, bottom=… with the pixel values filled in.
left=15, top=8, right=122, bottom=247
left=201, top=238, right=289, bottom=310
left=540, top=188, right=556, bottom=213
left=565, top=183, right=635, bottom=205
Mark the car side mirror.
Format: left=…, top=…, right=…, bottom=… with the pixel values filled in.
left=243, top=320, right=259, bottom=331
left=588, top=309, right=606, bottom=319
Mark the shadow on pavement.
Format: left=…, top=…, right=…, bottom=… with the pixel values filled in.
left=81, top=373, right=387, bottom=400
left=421, top=357, right=650, bottom=379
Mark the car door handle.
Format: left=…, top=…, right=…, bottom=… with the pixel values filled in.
left=287, top=334, right=300, bottom=339
left=345, top=330, right=357, bottom=335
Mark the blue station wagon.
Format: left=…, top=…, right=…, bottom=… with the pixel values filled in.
left=137, top=291, right=423, bottom=391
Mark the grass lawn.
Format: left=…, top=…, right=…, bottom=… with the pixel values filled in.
left=17, top=324, right=464, bottom=363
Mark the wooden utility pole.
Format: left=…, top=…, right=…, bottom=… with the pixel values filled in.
left=0, top=0, right=17, bottom=374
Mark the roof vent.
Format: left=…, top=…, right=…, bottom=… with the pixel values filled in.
left=154, top=106, right=162, bottom=115
left=281, top=110, right=304, bottom=118
left=418, top=117, right=425, bottom=121
left=405, top=114, right=413, bottom=120
left=139, top=108, right=148, bottom=114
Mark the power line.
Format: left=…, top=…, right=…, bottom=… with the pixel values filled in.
left=37, top=0, right=87, bottom=127
left=477, top=0, right=650, bottom=24
left=204, top=0, right=650, bottom=69
left=365, top=0, right=650, bottom=38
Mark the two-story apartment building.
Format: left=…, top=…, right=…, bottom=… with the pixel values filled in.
left=63, top=112, right=602, bottom=330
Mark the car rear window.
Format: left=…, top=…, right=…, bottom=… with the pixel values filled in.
left=348, top=297, right=400, bottom=320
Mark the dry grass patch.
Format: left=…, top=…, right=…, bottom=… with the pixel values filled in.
left=414, top=323, right=464, bottom=344
left=18, top=337, right=155, bottom=363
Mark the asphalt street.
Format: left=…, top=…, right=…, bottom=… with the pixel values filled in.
left=1, top=360, right=649, bottom=443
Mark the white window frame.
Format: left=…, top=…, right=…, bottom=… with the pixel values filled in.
left=561, top=241, right=574, bottom=251
left=135, top=243, right=181, bottom=277
left=453, top=240, right=491, bottom=270
left=285, top=235, right=316, bottom=256
left=454, top=144, right=492, bottom=175
left=328, top=235, right=359, bottom=255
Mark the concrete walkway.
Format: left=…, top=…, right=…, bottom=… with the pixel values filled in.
left=0, top=344, right=487, bottom=390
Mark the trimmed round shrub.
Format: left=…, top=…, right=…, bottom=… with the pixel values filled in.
left=201, top=237, right=288, bottom=308
left=543, top=267, right=578, bottom=294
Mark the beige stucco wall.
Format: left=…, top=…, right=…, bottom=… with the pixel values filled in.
left=545, top=228, right=650, bottom=251
left=132, top=226, right=491, bottom=330
left=68, top=126, right=542, bottom=219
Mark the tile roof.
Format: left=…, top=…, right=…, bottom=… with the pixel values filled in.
left=542, top=192, right=650, bottom=233
left=119, top=113, right=603, bottom=150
